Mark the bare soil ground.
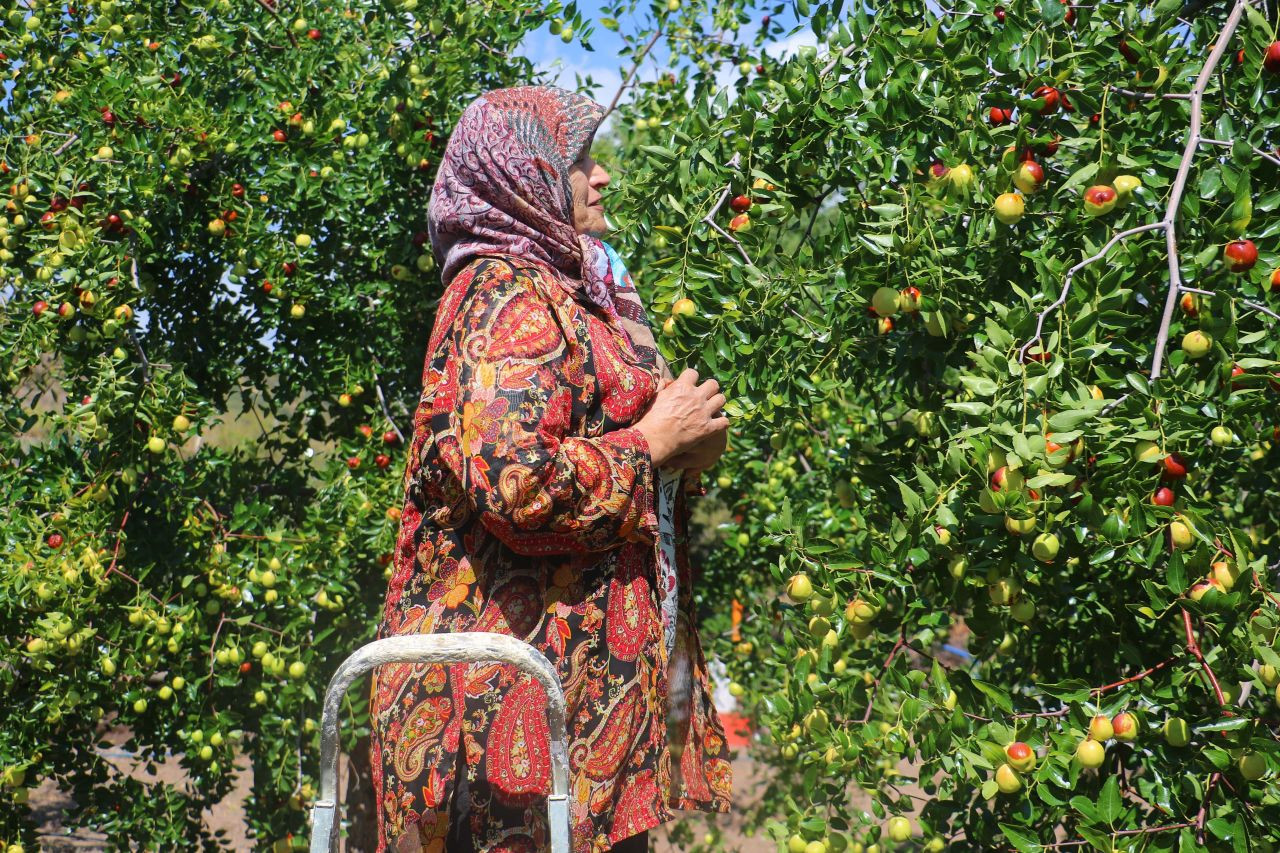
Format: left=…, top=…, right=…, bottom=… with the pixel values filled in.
left=30, top=728, right=776, bottom=852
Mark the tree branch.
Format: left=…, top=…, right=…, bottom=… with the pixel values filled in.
left=1150, top=0, right=1250, bottom=380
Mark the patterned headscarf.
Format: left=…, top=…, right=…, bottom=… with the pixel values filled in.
left=427, top=85, right=673, bottom=383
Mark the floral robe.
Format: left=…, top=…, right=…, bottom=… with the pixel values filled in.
left=369, top=254, right=733, bottom=852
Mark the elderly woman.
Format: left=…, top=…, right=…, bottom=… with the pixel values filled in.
left=368, top=86, right=734, bottom=853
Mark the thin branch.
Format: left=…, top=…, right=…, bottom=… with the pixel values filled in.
left=602, top=27, right=665, bottom=121
left=861, top=631, right=906, bottom=724
left=256, top=0, right=298, bottom=47
left=702, top=153, right=757, bottom=269
left=1150, top=0, right=1250, bottom=380
left=1019, top=223, right=1166, bottom=362
left=1182, top=607, right=1226, bottom=707
left=1199, top=136, right=1280, bottom=168
left=1042, top=823, right=1193, bottom=849
left=52, top=133, right=80, bottom=157
left=1109, top=86, right=1192, bottom=101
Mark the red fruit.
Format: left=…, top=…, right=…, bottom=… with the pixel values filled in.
left=1271, top=268, right=1280, bottom=292
left=994, top=5, right=1005, bottom=21
left=1026, top=349, right=1053, bottom=363
left=102, top=109, right=116, bottom=125
left=901, top=286, right=922, bottom=312
left=989, top=107, right=1012, bottom=125
left=240, top=661, right=252, bottom=673
left=231, top=183, right=245, bottom=198
left=1236, top=49, right=1245, bottom=66
left=262, top=281, right=273, bottom=293
left=1042, top=137, right=1060, bottom=156
left=1179, top=293, right=1201, bottom=317
left=307, top=28, right=321, bottom=40
left=1032, top=85, right=1059, bottom=115
left=273, top=129, right=287, bottom=142
left=47, top=533, right=64, bottom=549
left=382, top=430, right=399, bottom=444
left=40, top=211, right=56, bottom=229
left=1161, top=452, right=1188, bottom=480
left=1231, top=364, right=1246, bottom=390
left=991, top=466, right=1021, bottom=492
left=1118, top=38, right=1138, bottom=63
left=346, top=456, right=361, bottom=469
left=375, top=454, right=391, bottom=469
left=929, top=161, right=949, bottom=180
left=1152, top=487, right=1175, bottom=507
left=1265, top=42, right=1280, bottom=73
left=33, top=300, right=48, bottom=316
left=1090, top=112, right=1101, bottom=125
left=1061, top=0, right=1075, bottom=24
left=755, top=64, right=765, bottom=74
left=728, top=213, right=751, bottom=231
left=358, top=424, right=373, bottom=438
left=411, top=230, right=429, bottom=247
left=730, top=194, right=752, bottom=213
left=282, top=262, right=296, bottom=277
left=1224, top=239, right=1258, bottom=273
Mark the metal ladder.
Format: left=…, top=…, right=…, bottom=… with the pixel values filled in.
left=307, top=633, right=572, bottom=853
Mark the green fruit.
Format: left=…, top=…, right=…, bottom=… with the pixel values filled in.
left=1031, top=532, right=1059, bottom=563
left=994, top=763, right=1022, bottom=793
left=1163, top=717, right=1190, bottom=747
left=1238, top=752, right=1266, bottom=781
left=786, top=574, right=814, bottom=602
left=1075, top=738, right=1105, bottom=768
left=1181, top=330, right=1212, bottom=359
left=1210, top=426, right=1234, bottom=447
left=871, top=286, right=900, bottom=317
left=887, top=816, right=912, bottom=842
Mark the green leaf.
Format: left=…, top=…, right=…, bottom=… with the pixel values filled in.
left=999, top=823, right=1040, bottom=852
left=1097, top=775, right=1122, bottom=823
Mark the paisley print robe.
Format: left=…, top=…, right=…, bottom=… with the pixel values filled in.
left=369, top=254, right=733, bottom=852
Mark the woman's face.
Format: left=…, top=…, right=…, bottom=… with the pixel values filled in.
left=569, top=149, right=611, bottom=237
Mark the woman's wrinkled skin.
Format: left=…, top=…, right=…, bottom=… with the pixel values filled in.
left=569, top=150, right=611, bottom=237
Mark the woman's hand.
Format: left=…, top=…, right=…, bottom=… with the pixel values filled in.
left=633, top=368, right=728, bottom=469
left=661, top=430, right=727, bottom=473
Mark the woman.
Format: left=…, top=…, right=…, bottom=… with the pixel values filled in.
left=368, top=85, right=734, bottom=853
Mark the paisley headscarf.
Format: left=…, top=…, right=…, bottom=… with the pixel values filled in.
left=427, top=85, right=673, bottom=385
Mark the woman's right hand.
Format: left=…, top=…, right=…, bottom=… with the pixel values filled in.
left=633, top=368, right=728, bottom=469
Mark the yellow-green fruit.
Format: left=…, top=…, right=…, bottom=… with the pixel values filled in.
left=1010, top=599, right=1035, bottom=623
left=1134, top=440, right=1162, bottom=462
left=1238, top=752, right=1266, bottom=781
left=788, top=836, right=808, bottom=853
left=845, top=598, right=878, bottom=623
left=1111, top=712, right=1138, bottom=742
left=948, top=555, right=967, bottom=579
left=786, top=574, right=814, bottom=602
left=1113, top=174, right=1142, bottom=201
left=1260, top=665, right=1279, bottom=687
left=1032, top=532, right=1059, bottom=563
left=1089, top=715, right=1114, bottom=742
left=1004, top=514, right=1035, bottom=536
left=1163, top=717, right=1190, bottom=747
left=1075, top=739, right=1105, bottom=768
left=943, top=690, right=958, bottom=711
left=1181, top=330, right=1213, bottom=359
left=871, top=286, right=900, bottom=317
left=1211, top=561, right=1240, bottom=591
left=993, top=192, right=1025, bottom=225
left=294, top=233, right=312, bottom=248
left=804, top=708, right=830, bottom=734
left=994, top=763, right=1022, bottom=794
left=1169, top=519, right=1194, bottom=549
left=1210, top=425, right=1233, bottom=447
left=887, top=817, right=912, bottom=843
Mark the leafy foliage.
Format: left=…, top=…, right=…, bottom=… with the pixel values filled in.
left=4, top=0, right=1280, bottom=850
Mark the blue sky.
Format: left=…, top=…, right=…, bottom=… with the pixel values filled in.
left=517, top=1, right=818, bottom=133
